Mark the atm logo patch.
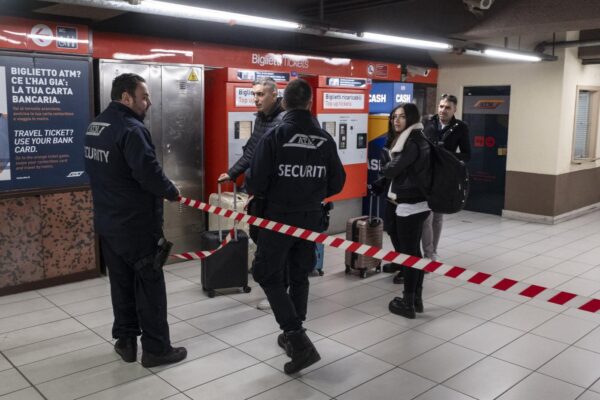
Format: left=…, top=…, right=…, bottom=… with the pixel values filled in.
left=283, top=134, right=326, bottom=149
left=474, top=99, right=504, bottom=109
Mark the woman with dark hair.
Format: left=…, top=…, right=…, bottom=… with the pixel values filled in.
left=373, top=103, right=431, bottom=319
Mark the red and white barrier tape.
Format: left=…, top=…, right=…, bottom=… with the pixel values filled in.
left=172, top=229, right=237, bottom=260
left=175, top=195, right=600, bottom=314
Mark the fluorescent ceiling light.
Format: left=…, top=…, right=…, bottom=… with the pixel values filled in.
left=143, top=0, right=300, bottom=30
left=483, top=49, right=542, bottom=62
left=361, top=32, right=451, bottom=50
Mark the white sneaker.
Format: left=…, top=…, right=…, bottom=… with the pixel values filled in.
left=257, top=299, right=271, bottom=310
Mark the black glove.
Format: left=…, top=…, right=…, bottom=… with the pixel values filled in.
left=368, top=177, right=386, bottom=196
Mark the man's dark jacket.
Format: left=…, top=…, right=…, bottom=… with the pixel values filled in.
left=423, top=114, right=471, bottom=162
left=84, top=101, right=178, bottom=244
left=246, top=109, right=345, bottom=213
left=228, top=98, right=285, bottom=180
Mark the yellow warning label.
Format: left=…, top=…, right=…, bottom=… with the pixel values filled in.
left=188, top=69, right=199, bottom=82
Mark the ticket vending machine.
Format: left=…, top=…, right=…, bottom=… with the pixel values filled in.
left=305, top=76, right=370, bottom=231
left=204, top=68, right=289, bottom=198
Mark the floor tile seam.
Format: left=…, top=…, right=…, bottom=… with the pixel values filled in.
left=318, top=290, right=396, bottom=309
left=306, top=311, right=379, bottom=338
left=323, top=314, right=412, bottom=352
left=0, top=323, right=89, bottom=353
left=0, top=302, right=59, bottom=321
left=35, top=280, right=109, bottom=298
left=168, top=297, right=243, bottom=320
left=73, top=365, right=187, bottom=400
left=38, top=290, right=110, bottom=309
left=65, top=304, right=113, bottom=318
left=42, top=361, right=153, bottom=400
left=188, top=312, right=270, bottom=334
left=529, top=311, right=600, bottom=345
left=0, top=312, right=76, bottom=335
left=361, top=328, right=450, bottom=367
left=7, top=339, right=110, bottom=371
left=582, top=376, right=600, bottom=396
left=173, top=357, right=268, bottom=395
left=0, top=349, right=49, bottom=400
left=22, top=356, right=125, bottom=387
left=243, top=376, right=331, bottom=400
left=329, top=364, right=414, bottom=399
left=412, top=383, right=479, bottom=400
left=0, top=294, right=43, bottom=307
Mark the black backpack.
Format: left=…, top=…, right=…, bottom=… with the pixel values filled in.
left=414, top=133, right=469, bottom=214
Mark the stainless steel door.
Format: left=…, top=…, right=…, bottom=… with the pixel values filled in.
left=98, top=60, right=205, bottom=256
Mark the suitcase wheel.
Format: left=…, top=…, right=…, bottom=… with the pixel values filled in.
left=318, top=270, right=324, bottom=276
left=345, top=265, right=351, bottom=274
left=208, top=290, right=216, bottom=298
left=243, top=286, right=252, bottom=293
left=360, top=270, right=368, bottom=279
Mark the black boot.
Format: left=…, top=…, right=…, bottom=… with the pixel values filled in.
left=393, top=270, right=404, bottom=284
left=277, top=333, right=291, bottom=357
left=414, top=287, right=424, bottom=313
left=389, top=293, right=416, bottom=319
left=141, top=346, right=187, bottom=368
left=114, top=337, right=137, bottom=363
left=283, top=329, right=321, bottom=374
left=382, top=263, right=400, bottom=273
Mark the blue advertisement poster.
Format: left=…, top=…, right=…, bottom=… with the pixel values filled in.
left=0, top=55, right=90, bottom=192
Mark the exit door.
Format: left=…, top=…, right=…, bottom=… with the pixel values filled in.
left=98, top=60, right=204, bottom=255
left=462, top=86, right=510, bottom=215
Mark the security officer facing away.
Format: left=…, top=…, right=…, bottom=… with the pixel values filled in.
left=84, top=73, right=187, bottom=368
left=421, top=93, right=470, bottom=260
left=247, top=79, right=345, bottom=374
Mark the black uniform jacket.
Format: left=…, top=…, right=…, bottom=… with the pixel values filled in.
left=84, top=101, right=178, bottom=239
left=381, top=129, right=431, bottom=204
left=228, top=98, right=285, bottom=180
left=424, top=115, right=471, bottom=162
left=246, top=109, right=346, bottom=213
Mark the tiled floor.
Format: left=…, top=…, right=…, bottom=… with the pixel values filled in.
left=2, top=210, right=600, bottom=399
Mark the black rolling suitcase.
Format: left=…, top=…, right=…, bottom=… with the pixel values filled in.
left=200, top=183, right=251, bottom=298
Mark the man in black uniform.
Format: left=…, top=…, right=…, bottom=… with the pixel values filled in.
left=84, top=73, right=186, bottom=368
left=247, top=78, right=345, bottom=374
left=421, top=94, right=470, bottom=261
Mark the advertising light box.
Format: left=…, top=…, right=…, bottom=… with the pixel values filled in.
left=0, top=54, right=91, bottom=193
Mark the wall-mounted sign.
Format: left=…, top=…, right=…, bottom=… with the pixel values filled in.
left=323, top=92, right=365, bottom=110
left=0, top=54, right=91, bottom=192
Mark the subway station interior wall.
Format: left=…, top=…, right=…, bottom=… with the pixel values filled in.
left=434, top=32, right=600, bottom=216
left=433, top=41, right=565, bottom=175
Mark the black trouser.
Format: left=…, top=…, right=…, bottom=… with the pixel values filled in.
left=100, top=236, right=170, bottom=354
left=385, top=204, right=430, bottom=295
left=252, top=209, right=321, bottom=332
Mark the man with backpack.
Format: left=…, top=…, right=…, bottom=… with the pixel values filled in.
left=421, top=93, right=471, bottom=260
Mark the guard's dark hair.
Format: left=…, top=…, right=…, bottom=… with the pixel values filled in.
left=111, top=73, right=146, bottom=101
left=283, top=78, right=312, bottom=110
left=386, top=103, right=421, bottom=147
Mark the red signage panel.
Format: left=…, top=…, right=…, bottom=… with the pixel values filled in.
left=0, top=17, right=90, bottom=55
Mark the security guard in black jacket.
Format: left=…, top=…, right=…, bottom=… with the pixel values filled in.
left=247, top=78, right=345, bottom=374
left=84, top=73, right=186, bottom=368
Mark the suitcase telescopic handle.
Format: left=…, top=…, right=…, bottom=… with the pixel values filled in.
left=368, top=193, right=380, bottom=224
left=217, top=181, right=238, bottom=242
